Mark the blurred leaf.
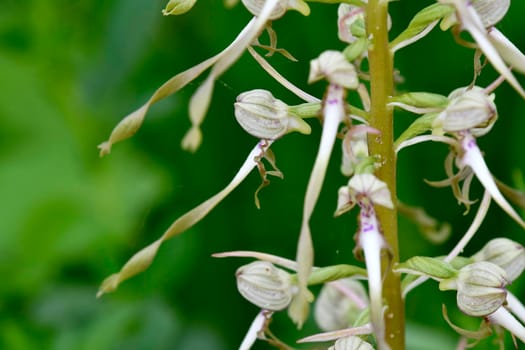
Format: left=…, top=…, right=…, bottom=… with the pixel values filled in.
left=406, top=321, right=457, bottom=350
left=0, top=52, right=169, bottom=293
left=32, top=287, right=181, bottom=350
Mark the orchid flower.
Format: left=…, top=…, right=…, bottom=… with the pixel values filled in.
left=98, top=0, right=313, bottom=156
left=438, top=0, right=525, bottom=97
left=347, top=174, right=393, bottom=350
left=335, top=171, right=394, bottom=350
left=213, top=250, right=367, bottom=349
left=390, top=0, right=525, bottom=97
left=398, top=256, right=525, bottom=345
left=396, top=86, right=525, bottom=229
left=398, top=236, right=525, bottom=345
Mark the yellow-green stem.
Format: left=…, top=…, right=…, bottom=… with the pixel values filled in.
left=366, top=1, right=405, bottom=349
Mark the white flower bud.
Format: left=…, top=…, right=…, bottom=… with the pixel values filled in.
left=472, top=238, right=525, bottom=282
left=433, top=86, right=497, bottom=137
left=329, top=336, right=375, bottom=350
left=314, top=279, right=369, bottom=331
left=472, top=0, right=510, bottom=28
left=337, top=3, right=390, bottom=45
left=234, top=89, right=311, bottom=139
left=236, top=261, right=293, bottom=311
left=337, top=4, right=366, bottom=44
left=308, top=51, right=359, bottom=89
left=455, top=262, right=508, bottom=317
left=242, top=0, right=310, bottom=20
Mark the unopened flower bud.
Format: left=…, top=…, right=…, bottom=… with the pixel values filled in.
left=234, top=89, right=311, bottom=139
left=337, top=3, right=391, bottom=45
left=472, top=238, right=525, bottom=282
left=314, top=279, right=369, bottom=331
left=329, top=336, right=374, bottom=350
left=447, top=262, right=508, bottom=317
left=337, top=4, right=366, bottom=44
left=341, top=129, right=370, bottom=177
left=433, top=86, right=497, bottom=137
left=472, top=0, right=510, bottom=28
left=308, top=51, right=359, bottom=89
left=242, top=0, right=310, bottom=20
left=236, top=261, right=293, bottom=311
left=162, top=0, right=197, bottom=15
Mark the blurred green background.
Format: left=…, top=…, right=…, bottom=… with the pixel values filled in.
left=1, top=0, right=524, bottom=349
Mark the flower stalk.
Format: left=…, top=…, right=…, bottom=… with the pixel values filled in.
left=366, top=0, right=404, bottom=348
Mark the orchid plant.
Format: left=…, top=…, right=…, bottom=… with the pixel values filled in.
left=96, top=0, right=525, bottom=349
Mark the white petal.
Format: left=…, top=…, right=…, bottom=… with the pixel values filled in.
left=487, top=307, right=525, bottom=344
left=359, top=210, right=390, bottom=350
left=293, top=84, right=344, bottom=327
left=239, top=311, right=268, bottom=350
left=507, top=292, right=525, bottom=325
left=460, top=134, right=525, bottom=229
left=456, top=1, right=525, bottom=97
left=488, top=27, right=525, bottom=74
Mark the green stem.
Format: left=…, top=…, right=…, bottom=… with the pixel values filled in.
left=366, top=1, right=405, bottom=349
